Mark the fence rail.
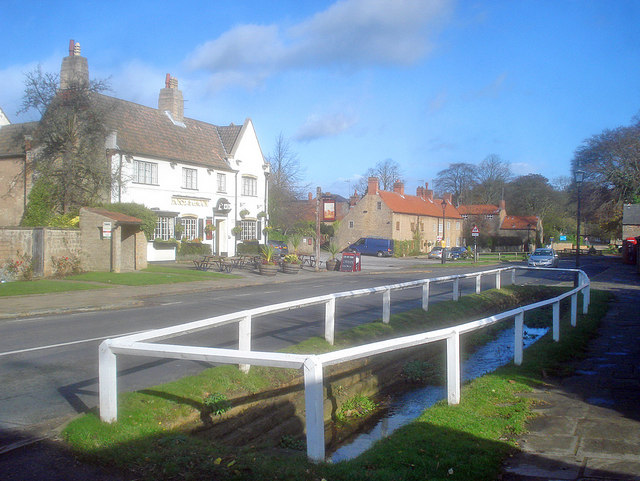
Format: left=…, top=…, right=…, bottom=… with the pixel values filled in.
left=99, top=266, right=590, bottom=462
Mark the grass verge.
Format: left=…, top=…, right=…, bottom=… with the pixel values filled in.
left=67, top=265, right=237, bottom=285
left=63, top=286, right=610, bottom=480
left=0, top=279, right=111, bottom=297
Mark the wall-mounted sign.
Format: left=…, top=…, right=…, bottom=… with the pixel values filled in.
left=171, top=196, right=209, bottom=207
left=323, top=199, right=336, bottom=222
left=214, top=198, right=232, bottom=214
left=103, top=221, right=112, bottom=239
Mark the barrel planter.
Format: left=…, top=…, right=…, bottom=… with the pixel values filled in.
left=259, top=263, right=278, bottom=276
left=282, top=262, right=300, bottom=274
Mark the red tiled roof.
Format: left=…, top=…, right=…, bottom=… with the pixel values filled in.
left=96, top=94, right=233, bottom=171
left=85, top=208, right=142, bottom=224
left=501, top=215, right=539, bottom=230
left=378, top=191, right=461, bottom=218
left=457, top=204, right=499, bottom=215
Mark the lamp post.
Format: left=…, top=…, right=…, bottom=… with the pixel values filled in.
left=441, top=199, right=447, bottom=264
left=527, top=223, right=532, bottom=254
left=574, top=169, right=585, bottom=268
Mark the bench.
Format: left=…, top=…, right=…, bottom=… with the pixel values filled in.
left=193, top=256, right=234, bottom=273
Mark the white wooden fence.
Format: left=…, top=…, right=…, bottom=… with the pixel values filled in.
left=99, top=266, right=590, bottom=462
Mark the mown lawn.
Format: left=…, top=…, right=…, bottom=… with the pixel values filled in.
left=63, top=285, right=609, bottom=481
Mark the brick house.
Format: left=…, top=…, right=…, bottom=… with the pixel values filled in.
left=0, top=40, right=269, bottom=260
left=334, top=177, right=463, bottom=253
left=622, top=204, right=640, bottom=239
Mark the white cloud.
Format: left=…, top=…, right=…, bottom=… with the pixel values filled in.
left=466, top=72, right=508, bottom=100
left=294, top=112, right=358, bottom=142
left=186, top=0, right=454, bottom=89
left=428, top=90, right=448, bottom=113
left=510, top=162, right=535, bottom=176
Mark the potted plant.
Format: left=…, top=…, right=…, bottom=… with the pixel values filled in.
left=326, top=243, right=340, bottom=271
left=232, top=225, right=243, bottom=237
left=239, top=209, right=250, bottom=219
left=282, top=254, right=301, bottom=274
left=259, top=244, right=278, bottom=276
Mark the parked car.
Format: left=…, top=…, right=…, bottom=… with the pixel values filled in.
left=428, top=246, right=444, bottom=259
left=346, top=237, right=394, bottom=257
left=527, top=248, right=559, bottom=267
left=449, top=246, right=469, bottom=259
left=267, top=240, right=288, bottom=256
left=428, top=247, right=455, bottom=260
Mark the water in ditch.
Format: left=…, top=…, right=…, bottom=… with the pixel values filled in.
left=329, top=325, right=548, bottom=463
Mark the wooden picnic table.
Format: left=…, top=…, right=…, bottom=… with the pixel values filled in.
left=193, top=255, right=234, bottom=273
left=299, top=254, right=316, bottom=267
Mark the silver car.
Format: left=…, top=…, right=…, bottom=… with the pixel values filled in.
left=527, top=248, right=559, bottom=268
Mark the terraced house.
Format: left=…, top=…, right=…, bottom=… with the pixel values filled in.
left=0, top=41, right=269, bottom=260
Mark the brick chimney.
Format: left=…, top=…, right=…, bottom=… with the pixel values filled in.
left=416, top=186, right=424, bottom=198
left=60, top=39, right=89, bottom=90
left=393, top=181, right=404, bottom=195
left=159, top=74, right=184, bottom=123
left=308, top=192, right=313, bottom=201
left=367, top=177, right=379, bottom=195
left=443, top=193, right=453, bottom=204
left=499, top=199, right=506, bottom=211
left=425, top=189, right=434, bottom=201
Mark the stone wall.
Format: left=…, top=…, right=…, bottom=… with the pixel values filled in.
left=0, top=227, right=81, bottom=277
left=334, top=194, right=393, bottom=250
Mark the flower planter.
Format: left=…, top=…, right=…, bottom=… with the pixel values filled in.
left=282, top=262, right=300, bottom=274
left=326, top=259, right=338, bottom=271
left=259, top=263, right=278, bottom=276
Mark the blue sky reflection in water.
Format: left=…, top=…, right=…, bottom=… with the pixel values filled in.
left=329, top=326, right=548, bottom=462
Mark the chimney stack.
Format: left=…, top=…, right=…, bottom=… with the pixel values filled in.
left=499, top=199, right=506, bottom=211
left=443, top=193, right=453, bottom=204
left=425, top=189, right=434, bottom=201
left=367, top=177, right=379, bottom=196
left=393, top=181, right=404, bottom=195
left=60, top=39, right=89, bottom=90
left=416, top=186, right=424, bottom=198
left=158, top=73, right=184, bottom=122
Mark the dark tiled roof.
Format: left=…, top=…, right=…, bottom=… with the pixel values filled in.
left=378, top=191, right=461, bottom=218
left=95, top=94, right=234, bottom=171
left=501, top=215, right=539, bottom=230
left=85, top=207, right=142, bottom=224
left=217, top=124, right=242, bottom=155
left=0, top=122, right=38, bottom=157
left=457, top=204, right=499, bottom=215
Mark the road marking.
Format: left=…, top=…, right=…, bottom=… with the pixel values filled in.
left=0, top=329, right=148, bottom=357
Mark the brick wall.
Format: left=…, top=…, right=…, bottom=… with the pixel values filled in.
left=334, top=194, right=393, bottom=250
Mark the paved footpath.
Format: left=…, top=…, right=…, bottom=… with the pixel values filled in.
left=502, top=261, right=640, bottom=480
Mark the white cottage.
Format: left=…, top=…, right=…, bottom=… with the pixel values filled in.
left=60, top=41, right=269, bottom=259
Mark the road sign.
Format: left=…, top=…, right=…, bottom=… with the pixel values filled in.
left=471, top=225, right=480, bottom=237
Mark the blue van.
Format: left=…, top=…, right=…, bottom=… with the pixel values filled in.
left=347, top=237, right=394, bottom=257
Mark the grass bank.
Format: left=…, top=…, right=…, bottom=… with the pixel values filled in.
left=0, top=265, right=235, bottom=296
left=63, top=286, right=609, bottom=480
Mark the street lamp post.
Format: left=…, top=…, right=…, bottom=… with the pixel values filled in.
left=441, top=199, right=447, bottom=265
left=527, top=223, right=532, bottom=253
left=574, top=169, right=585, bottom=268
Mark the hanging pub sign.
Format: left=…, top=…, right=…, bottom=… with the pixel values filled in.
left=214, top=198, right=232, bottom=215
left=323, top=199, right=336, bottom=222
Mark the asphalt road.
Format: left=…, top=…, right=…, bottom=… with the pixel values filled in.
left=0, top=258, right=604, bottom=448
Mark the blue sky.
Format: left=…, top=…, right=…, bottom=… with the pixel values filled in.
left=2, top=0, right=639, bottom=198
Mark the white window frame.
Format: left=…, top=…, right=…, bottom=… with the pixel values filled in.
left=182, top=168, right=197, bottom=190
left=154, top=216, right=174, bottom=240
left=241, top=220, right=257, bottom=241
left=217, top=173, right=226, bottom=193
left=181, top=217, right=198, bottom=241
left=241, top=176, right=257, bottom=197
left=134, top=160, right=158, bottom=185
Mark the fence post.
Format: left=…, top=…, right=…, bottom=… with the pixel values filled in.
left=495, top=270, right=501, bottom=289
left=514, top=311, right=524, bottom=365
left=422, top=281, right=430, bottom=312
left=446, top=331, right=461, bottom=405
left=571, top=293, right=577, bottom=327
left=99, top=340, right=118, bottom=422
left=453, top=277, right=460, bottom=301
left=325, top=297, right=336, bottom=345
left=511, top=267, right=516, bottom=285
left=383, top=288, right=391, bottom=324
left=475, top=274, right=482, bottom=294
left=581, top=276, right=589, bottom=314
left=238, top=314, right=252, bottom=373
left=304, top=356, right=325, bottom=462
left=553, top=301, right=560, bottom=342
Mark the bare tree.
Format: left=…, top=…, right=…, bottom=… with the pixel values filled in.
left=355, top=158, right=403, bottom=194
left=434, top=162, right=477, bottom=206
left=472, top=154, right=512, bottom=204
left=266, top=133, right=308, bottom=230
left=19, top=66, right=113, bottom=216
